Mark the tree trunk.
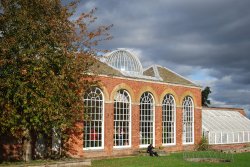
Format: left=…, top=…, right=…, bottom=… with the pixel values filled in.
left=0, top=136, right=3, bottom=162
left=22, top=130, right=32, bottom=162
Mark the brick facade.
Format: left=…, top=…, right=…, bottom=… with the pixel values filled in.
left=0, top=136, right=22, bottom=161
left=67, top=75, right=202, bottom=158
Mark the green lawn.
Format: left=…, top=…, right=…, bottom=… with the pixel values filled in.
left=1, top=152, right=249, bottom=167
left=92, top=152, right=250, bottom=167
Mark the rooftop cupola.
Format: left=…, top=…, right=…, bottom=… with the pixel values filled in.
left=104, top=48, right=143, bottom=75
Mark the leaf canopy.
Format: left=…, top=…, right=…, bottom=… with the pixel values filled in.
left=0, top=0, right=112, bottom=140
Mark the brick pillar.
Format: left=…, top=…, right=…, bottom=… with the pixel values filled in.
left=155, top=106, right=162, bottom=147
left=194, top=108, right=202, bottom=145
left=132, top=104, right=140, bottom=149
left=176, top=106, right=183, bottom=149
left=104, top=102, right=114, bottom=155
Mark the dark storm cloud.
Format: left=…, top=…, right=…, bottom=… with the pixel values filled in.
left=72, top=0, right=250, bottom=115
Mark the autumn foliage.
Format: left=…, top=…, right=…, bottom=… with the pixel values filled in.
left=0, top=0, right=112, bottom=160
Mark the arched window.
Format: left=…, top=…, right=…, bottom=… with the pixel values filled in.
left=83, top=88, right=104, bottom=149
left=140, top=92, right=155, bottom=147
left=182, top=96, right=194, bottom=144
left=114, top=90, right=131, bottom=148
left=162, top=94, right=176, bottom=145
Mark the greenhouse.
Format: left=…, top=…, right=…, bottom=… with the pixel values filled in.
left=202, top=108, right=250, bottom=144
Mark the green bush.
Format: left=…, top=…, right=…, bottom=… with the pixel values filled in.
left=196, top=136, right=209, bottom=151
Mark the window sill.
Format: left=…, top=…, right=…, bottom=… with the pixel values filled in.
left=83, top=148, right=104, bottom=152
left=183, top=142, right=194, bottom=145
left=113, top=146, right=131, bottom=150
left=162, top=143, right=176, bottom=147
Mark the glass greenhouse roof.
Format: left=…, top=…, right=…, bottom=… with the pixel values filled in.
left=104, top=48, right=143, bottom=75
left=202, top=109, right=250, bottom=132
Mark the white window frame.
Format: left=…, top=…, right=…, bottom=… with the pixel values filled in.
left=139, top=92, right=155, bottom=148
left=83, top=87, right=104, bottom=150
left=162, top=94, right=176, bottom=146
left=113, top=89, right=131, bottom=148
left=182, top=96, right=194, bottom=145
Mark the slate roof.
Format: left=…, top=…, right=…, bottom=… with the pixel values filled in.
left=143, top=65, right=197, bottom=87
left=143, top=67, right=155, bottom=77
left=88, top=57, right=124, bottom=77
left=91, top=57, right=199, bottom=87
left=157, top=66, right=197, bottom=87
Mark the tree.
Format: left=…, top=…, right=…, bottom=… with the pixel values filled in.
left=202, top=87, right=212, bottom=107
left=0, top=0, right=112, bottom=161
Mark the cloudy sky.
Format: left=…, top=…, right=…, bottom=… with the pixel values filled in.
left=70, top=0, right=250, bottom=117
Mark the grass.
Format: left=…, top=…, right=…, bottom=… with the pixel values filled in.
left=1, top=152, right=250, bottom=167
left=92, top=152, right=250, bottom=167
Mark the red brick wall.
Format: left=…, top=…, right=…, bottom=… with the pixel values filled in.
left=1, top=144, right=22, bottom=161
left=132, top=105, right=140, bottom=149
left=0, top=136, right=22, bottom=161
left=203, top=107, right=246, bottom=116
left=0, top=75, right=203, bottom=160
left=67, top=75, right=203, bottom=158
left=155, top=106, right=162, bottom=147
left=210, top=143, right=248, bottom=151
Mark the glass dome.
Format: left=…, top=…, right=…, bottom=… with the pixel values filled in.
left=104, top=48, right=143, bottom=75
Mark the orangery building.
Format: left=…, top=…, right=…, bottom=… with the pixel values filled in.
left=67, top=48, right=202, bottom=158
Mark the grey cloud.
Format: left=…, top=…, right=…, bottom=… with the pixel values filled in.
left=71, top=0, right=250, bottom=116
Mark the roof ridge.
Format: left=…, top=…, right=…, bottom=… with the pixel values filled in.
left=152, top=65, right=163, bottom=81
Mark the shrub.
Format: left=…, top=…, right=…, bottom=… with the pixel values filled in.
left=196, top=136, right=210, bottom=151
